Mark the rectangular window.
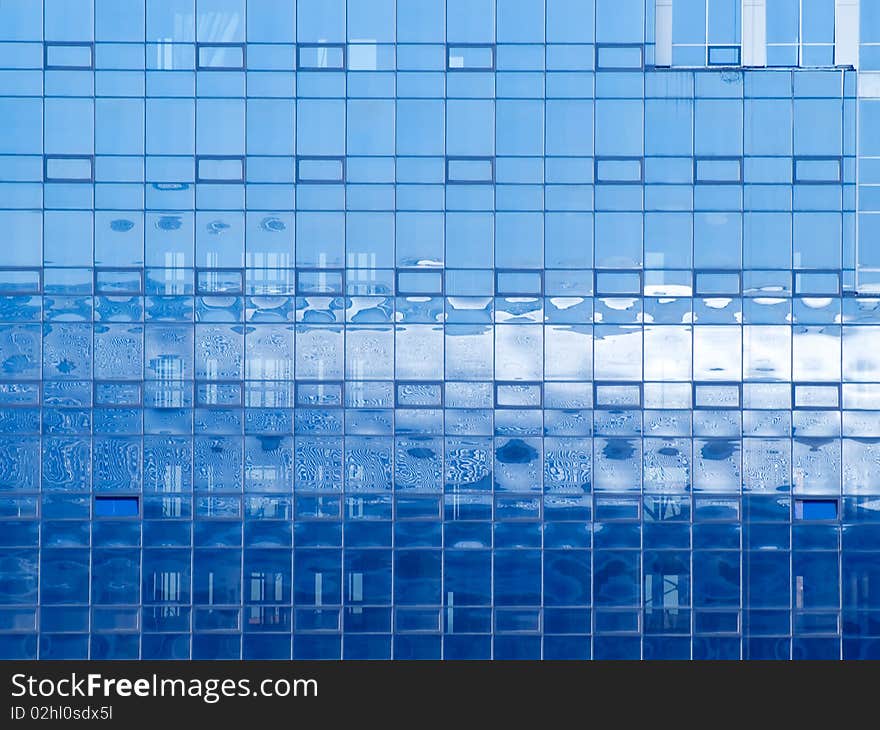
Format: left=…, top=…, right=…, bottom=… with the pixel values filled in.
left=196, top=382, right=242, bottom=408
left=495, top=383, right=542, bottom=408
left=397, top=270, right=443, bottom=295
left=794, top=499, right=839, bottom=521
left=496, top=270, right=542, bottom=296
left=445, top=269, right=495, bottom=296
left=297, top=43, right=346, bottom=70
left=595, top=157, right=644, bottom=184
left=396, top=382, right=443, bottom=408
left=595, top=497, right=641, bottom=521
left=694, top=497, right=740, bottom=522
left=793, top=384, right=840, bottom=409
left=596, top=44, right=644, bottom=70
left=795, top=271, right=840, bottom=295
left=594, top=383, right=642, bottom=409
left=95, top=269, right=144, bottom=295
left=708, top=45, right=741, bottom=65
left=197, top=43, right=246, bottom=70
left=595, top=270, right=642, bottom=295
left=347, top=268, right=394, bottom=296
left=695, top=157, right=743, bottom=184
left=44, top=42, right=94, bottom=70
left=296, top=269, right=344, bottom=295
left=695, top=271, right=741, bottom=295
left=196, top=156, right=245, bottom=183
left=296, top=156, right=345, bottom=184
left=446, top=157, right=495, bottom=184
left=196, top=269, right=244, bottom=295
left=447, top=44, right=495, bottom=71
left=95, top=382, right=142, bottom=407
left=94, top=496, right=140, bottom=518
left=694, top=383, right=741, bottom=409
left=44, top=155, right=94, bottom=183
left=0, top=270, right=41, bottom=294
left=794, top=157, right=842, bottom=184
left=296, top=382, right=343, bottom=407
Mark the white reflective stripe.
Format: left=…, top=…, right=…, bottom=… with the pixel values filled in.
left=655, top=0, right=673, bottom=67
left=858, top=72, right=880, bottom=98
left=835, top=0, right=859, bottom=69
left=742, top=0, right=767, bottom=67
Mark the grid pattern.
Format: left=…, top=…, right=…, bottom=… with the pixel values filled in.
left=0, top=0, right=878, bottom=660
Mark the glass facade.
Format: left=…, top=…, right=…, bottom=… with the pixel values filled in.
left=0, top=0, right=879, bottom=660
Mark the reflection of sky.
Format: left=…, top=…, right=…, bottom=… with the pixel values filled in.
left=152, top=11, right=241, bottom=68
left=197, top=11, right=242, bottom=43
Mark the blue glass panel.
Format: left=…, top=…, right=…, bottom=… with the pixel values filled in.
left=0, top=0, right=872, bottom=661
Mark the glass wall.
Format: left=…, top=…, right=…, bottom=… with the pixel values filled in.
left=0, top=0, right=875, bottom=660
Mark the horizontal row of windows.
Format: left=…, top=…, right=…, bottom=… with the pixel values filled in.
left=28, top=42, right=658, bottom=73
left=21, top=42, right=865, bottom=74
left=27, top=42, right=835, bottom=74
left=37, top=155, right=848, bottom=185
left=0, top=72, right=858, bottom=104
left=0, top=267, right=853, bottom=296
left=0, top=410, right=873, bottom=438
left=0, top=379, right=861, bottom=410
left=0, top=638, right=858, bottom=661
left=0, top=423, right=869, bottom=444
left=50, top=495, right=838, bottom=521
left=0, top=526, right=856, bottom=550
left=0, top=493, right=852, bottom=521
left=0, top=610, right=856, bottom=631
left=5, top=492, right=876, bottom=518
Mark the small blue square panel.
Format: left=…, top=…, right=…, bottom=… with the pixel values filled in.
left=795, top=500, right=839, bottom=521
left=94, top=497, right=140, bottom=518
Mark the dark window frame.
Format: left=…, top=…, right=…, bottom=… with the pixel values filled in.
left=44, top=41, right=94, bottom=70
left=445, top=156, right=496, bottom=185
left=495, top=269, right=544, bottom=296
left=296, top=156, right=346, bottom=184
left=707, top=45, right=741, bottom=66
left=44, top=154, right=95, bottom=183
left=595, top=156, right=645, bottom=185
left=396, top=268, right=445, bottom=296
left=395, top=381, right=445, bottom=409
left=196, top=42, right=246, bottom=71
left=94, top=496, right=140, bottom=519
left=196, top=155, right=246, bottom=184
left=297, top=42, right=347, bottom=71
left=446, top=43, right=496, bottom=72
left=694, top=156, right=743, bottom=185
left=793, top=156, right=843, bottom=185
left=494, top=381, right=544, bottom=409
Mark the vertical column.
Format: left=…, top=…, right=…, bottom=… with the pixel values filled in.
left=856, top=72, right=880, bottom=292
left=655, top=0, right=673, bottom=66
left=835, top=0, right=859, bottom=68
left=742, top=0, right=767, bottom=67
left=855, top=0, right=877, bottom=291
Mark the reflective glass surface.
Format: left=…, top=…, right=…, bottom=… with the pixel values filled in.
left=0, top=0, right=877, bottom=660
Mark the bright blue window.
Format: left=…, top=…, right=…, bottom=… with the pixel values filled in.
left=796, top=499, right=838, bottom=521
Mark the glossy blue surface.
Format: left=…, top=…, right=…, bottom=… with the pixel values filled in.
left=0, top=0, right=877, bottom=659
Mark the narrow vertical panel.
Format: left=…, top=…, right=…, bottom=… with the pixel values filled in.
left=835, top=0, right=859, bottom=68
left=655, top=0, right=673, bottom=67
left=742, top=0, right=767, bottom=67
